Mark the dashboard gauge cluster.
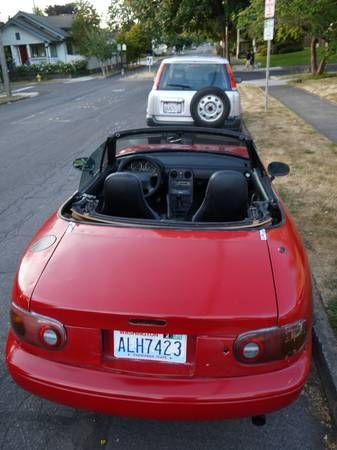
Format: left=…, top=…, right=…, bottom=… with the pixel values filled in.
left=123, top=158, right=159, bottom=175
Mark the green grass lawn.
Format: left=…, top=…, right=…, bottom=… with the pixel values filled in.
left=255, top=47, right=337, bottom=67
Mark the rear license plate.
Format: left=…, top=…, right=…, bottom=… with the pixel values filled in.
left=163, top=102, right=182, bottom=114
left=113, top=331, right=187, bottom=364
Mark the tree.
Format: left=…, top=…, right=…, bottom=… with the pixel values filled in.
left=119, top=0, right=249, bottom=58
left=278, top=0, right=337, bottom=74
left=33, top=6, right=45, bottom=16
left=238, top=0, right=337, bottom=74
left=71, top=0, right=100, bottom=55
left=45, top=3, right=76, bottom=15
left=107, top=0, right=134, bottom=31
left=82, top=29, right=115, bottom=76
left=119, top=23, right=151, bottom=63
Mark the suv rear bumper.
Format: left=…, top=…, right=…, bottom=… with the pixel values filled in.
left=146, top=116, right=242, bottom=130
left=6, top=332, right=310, bottom=420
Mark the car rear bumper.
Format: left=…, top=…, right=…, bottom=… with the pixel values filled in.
left=6, top=333, right=311, bottom=420
left=146, top=115, right=242, bottom=130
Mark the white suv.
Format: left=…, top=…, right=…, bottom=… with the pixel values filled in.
left=146, top=56, right=241, bottom=129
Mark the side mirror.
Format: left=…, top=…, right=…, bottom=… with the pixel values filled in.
left=236, top=77, right=242, bottom=84
left=72, top=157, right=94, bottom=172
left=268, top=161, right=290, bottom=179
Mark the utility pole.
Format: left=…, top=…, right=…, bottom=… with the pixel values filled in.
left=224, top=0, right=229, bottom=60
left=263, top=0, right=276, bottom=111
left=224, top=24, right=229, bottom=60
left=0, top=33, right=11, bottom=96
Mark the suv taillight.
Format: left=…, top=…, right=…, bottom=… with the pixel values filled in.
left=153, top=62, right=164, bottom=90
left=10, top=303, right=67, bottom=350
left=234, top=320, right=307, bottom=364
left=226, top=64, right=237, bottom=90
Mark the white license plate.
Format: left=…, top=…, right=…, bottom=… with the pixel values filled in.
left=113, top=330, right=187, bottom=363
left=163, top=102, right=182, bottom=114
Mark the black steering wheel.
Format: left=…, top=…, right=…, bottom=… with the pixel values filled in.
left=118, top=155, right=163, bottom=198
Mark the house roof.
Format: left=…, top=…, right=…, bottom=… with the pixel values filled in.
left=2, top=11, right=74, bottom=43
left=26, top=13, right=74, bottom=32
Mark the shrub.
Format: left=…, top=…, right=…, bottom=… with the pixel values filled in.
left=11, top=60, right=88, bottom=78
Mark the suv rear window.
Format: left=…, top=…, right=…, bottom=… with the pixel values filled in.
left=158, top=63, right=230, bottom=91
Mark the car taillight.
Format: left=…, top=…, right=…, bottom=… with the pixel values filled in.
left=226, top=64, right=237, bottom=90
left=153, top=62, right=164, bottom=90
left=10, top=303, right=67, bottom=350
left=234, top=320, right=307, bottom=364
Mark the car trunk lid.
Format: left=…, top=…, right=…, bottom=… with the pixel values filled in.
left=32, top=224, right=277, bottom=331
left=31, top=224, right=278, bottom=377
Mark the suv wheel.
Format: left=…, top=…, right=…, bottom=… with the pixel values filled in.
left=190, top=87, right=230, bottom=128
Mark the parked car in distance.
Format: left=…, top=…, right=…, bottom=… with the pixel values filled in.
left=146, top=56, right=241, bottom=129
left=6, top=127, right=312, bottom=422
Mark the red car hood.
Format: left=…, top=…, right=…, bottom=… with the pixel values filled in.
left=31, top=224, right=278, bottom=333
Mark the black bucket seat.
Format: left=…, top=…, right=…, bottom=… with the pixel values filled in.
left=102, top=172, right=159, bottom=220
left=192, top=170, right=248, bottom=222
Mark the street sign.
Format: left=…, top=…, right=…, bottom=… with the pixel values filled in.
left=264, top=18, right=275, bottom=41
left=265, top=0, right=276, bottom=18
left=146, top=55, right=153, bottom=66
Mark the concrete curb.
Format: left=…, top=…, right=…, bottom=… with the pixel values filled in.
left=312, top=282, right=337, bottom=427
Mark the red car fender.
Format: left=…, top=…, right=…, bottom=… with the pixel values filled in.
left=12, top=212, right=69, bottom=310
left=267, top=207, right=313, bottom=327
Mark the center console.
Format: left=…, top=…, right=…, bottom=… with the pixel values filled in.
left=167, top=169, right=194, bottom=219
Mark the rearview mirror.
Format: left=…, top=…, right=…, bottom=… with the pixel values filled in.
left=268, top=161, right=290, bottom=179
left=72, top=157, right=95, bottom=172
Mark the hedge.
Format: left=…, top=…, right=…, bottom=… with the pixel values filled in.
left=11, top=60, right=88, bottom=77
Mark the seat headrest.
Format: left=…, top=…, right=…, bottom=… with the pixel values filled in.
left=102, top=172, right=159, bottom=220
left=192, top=170, right=248, bottom=222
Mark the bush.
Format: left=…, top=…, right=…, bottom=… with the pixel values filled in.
left=71, top=59, right=88, bottom=74
left=273, top=41, right=304, bottom=54
left=11, top=60, right=88, bottom=78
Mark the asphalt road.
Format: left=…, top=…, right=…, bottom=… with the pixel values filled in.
left=0, top=70, right=335, bottom=450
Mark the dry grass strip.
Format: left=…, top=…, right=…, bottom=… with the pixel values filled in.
left=294, top=77, right=337, bottom=105
left=239, top=84, right=337, bottom=325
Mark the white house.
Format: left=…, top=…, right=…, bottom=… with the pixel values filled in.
left=1, top=11, right=85, bottom=66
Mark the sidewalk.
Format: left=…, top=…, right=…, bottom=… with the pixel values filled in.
left=269, top=85, right=337, bottom=143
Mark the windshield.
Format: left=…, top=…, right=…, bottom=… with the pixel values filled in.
left=115, top=132, right=249, bottom=158
left=158, top=63, right=230, bottom=91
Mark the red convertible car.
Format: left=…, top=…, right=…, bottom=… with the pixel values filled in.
left=6, top=127, right=312, bottom=423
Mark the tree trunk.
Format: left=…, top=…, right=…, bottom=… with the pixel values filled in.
left=317, top=57, right=327, bottom=75
left=236, top=28, right=240, bottom=60
left=310, top=37, right=318, bottom=74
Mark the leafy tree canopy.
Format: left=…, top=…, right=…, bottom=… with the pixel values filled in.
left=33, top=6, right=44, bottom=16
left=118, top=23, right=152, bottom=62
left=71, top=0, right=100, bottom=54
left=108, top=0, right=134, bottom=31
left=238, top=0, right=337, bottom=73
left=109, top=0, right=249, bottom=47
left=82, top=29, right=115, bottom=75
left=45, top=3, right=76, bottom=15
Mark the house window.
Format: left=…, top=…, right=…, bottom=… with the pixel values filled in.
left=30, top=44, right=46, bottom=58
left=15, top=32, right=21, bottom=40
left=50, top=44, right=58, bottom=58
left=66, top=39, right=73, bottom=55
